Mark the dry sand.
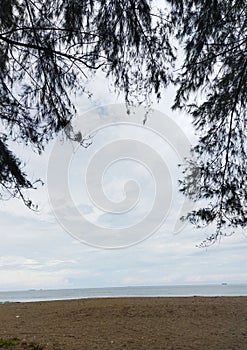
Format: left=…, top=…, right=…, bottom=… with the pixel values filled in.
left=0, top=297, right=247, bottom=349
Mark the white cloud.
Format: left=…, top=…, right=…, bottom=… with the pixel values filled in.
left=0, top=72, right=246, bottom=291
left=0, top=269, right=77, bottom=291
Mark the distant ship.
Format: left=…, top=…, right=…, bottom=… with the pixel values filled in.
left=221, top=282, right=228, bottom=285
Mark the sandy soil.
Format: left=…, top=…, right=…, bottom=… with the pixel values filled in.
left=0, top=297, right=247, bottom=349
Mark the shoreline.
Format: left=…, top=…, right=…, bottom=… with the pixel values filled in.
left=0, top=296, right=246, bottom=349
left=1, top=294, right=247, bottom=304
left=1, top=283, right=246, bottom=304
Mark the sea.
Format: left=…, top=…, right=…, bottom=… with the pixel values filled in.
left=0, top=284, right=247, bottom=303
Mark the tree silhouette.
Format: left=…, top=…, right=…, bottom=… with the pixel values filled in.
left=168, top=0, right=247, bottom=244
left=1, top=0, right=247, bottom=243
left=0, top=0, right=174, bottom=207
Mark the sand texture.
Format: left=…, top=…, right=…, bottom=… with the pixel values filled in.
left=0, top=297, right=247, bottom=349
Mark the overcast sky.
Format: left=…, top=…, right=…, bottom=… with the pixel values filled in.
left=0, top=71, right=246, bottom=292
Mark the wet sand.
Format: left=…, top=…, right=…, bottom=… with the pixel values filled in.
left=0, top=297, right=247, bottom=349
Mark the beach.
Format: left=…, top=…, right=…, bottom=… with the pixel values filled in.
left=0, top=297, right=246, bottom=349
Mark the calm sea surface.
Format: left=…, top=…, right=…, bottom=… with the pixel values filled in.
left=0, top=284, right=246, bottom=303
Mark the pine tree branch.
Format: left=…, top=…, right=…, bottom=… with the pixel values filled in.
left=222, top=59, right=247, bottom=184
left=0, top=34, right=104, bottom=71
left=1, top=26, right=99, bottom=37
left=219, top=59, right=247, bottom=217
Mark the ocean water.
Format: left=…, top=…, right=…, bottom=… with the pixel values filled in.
left=0, top=284, right=246, bottom=303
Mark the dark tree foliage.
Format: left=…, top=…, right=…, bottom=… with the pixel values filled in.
left=1, top=0, right=247, bottom=244
left=168, top=0, right=247, bottom=244
left=0, top=0, right=174, bottom=208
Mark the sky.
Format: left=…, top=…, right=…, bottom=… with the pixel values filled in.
left=0, top=71, right=247, bottom=291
